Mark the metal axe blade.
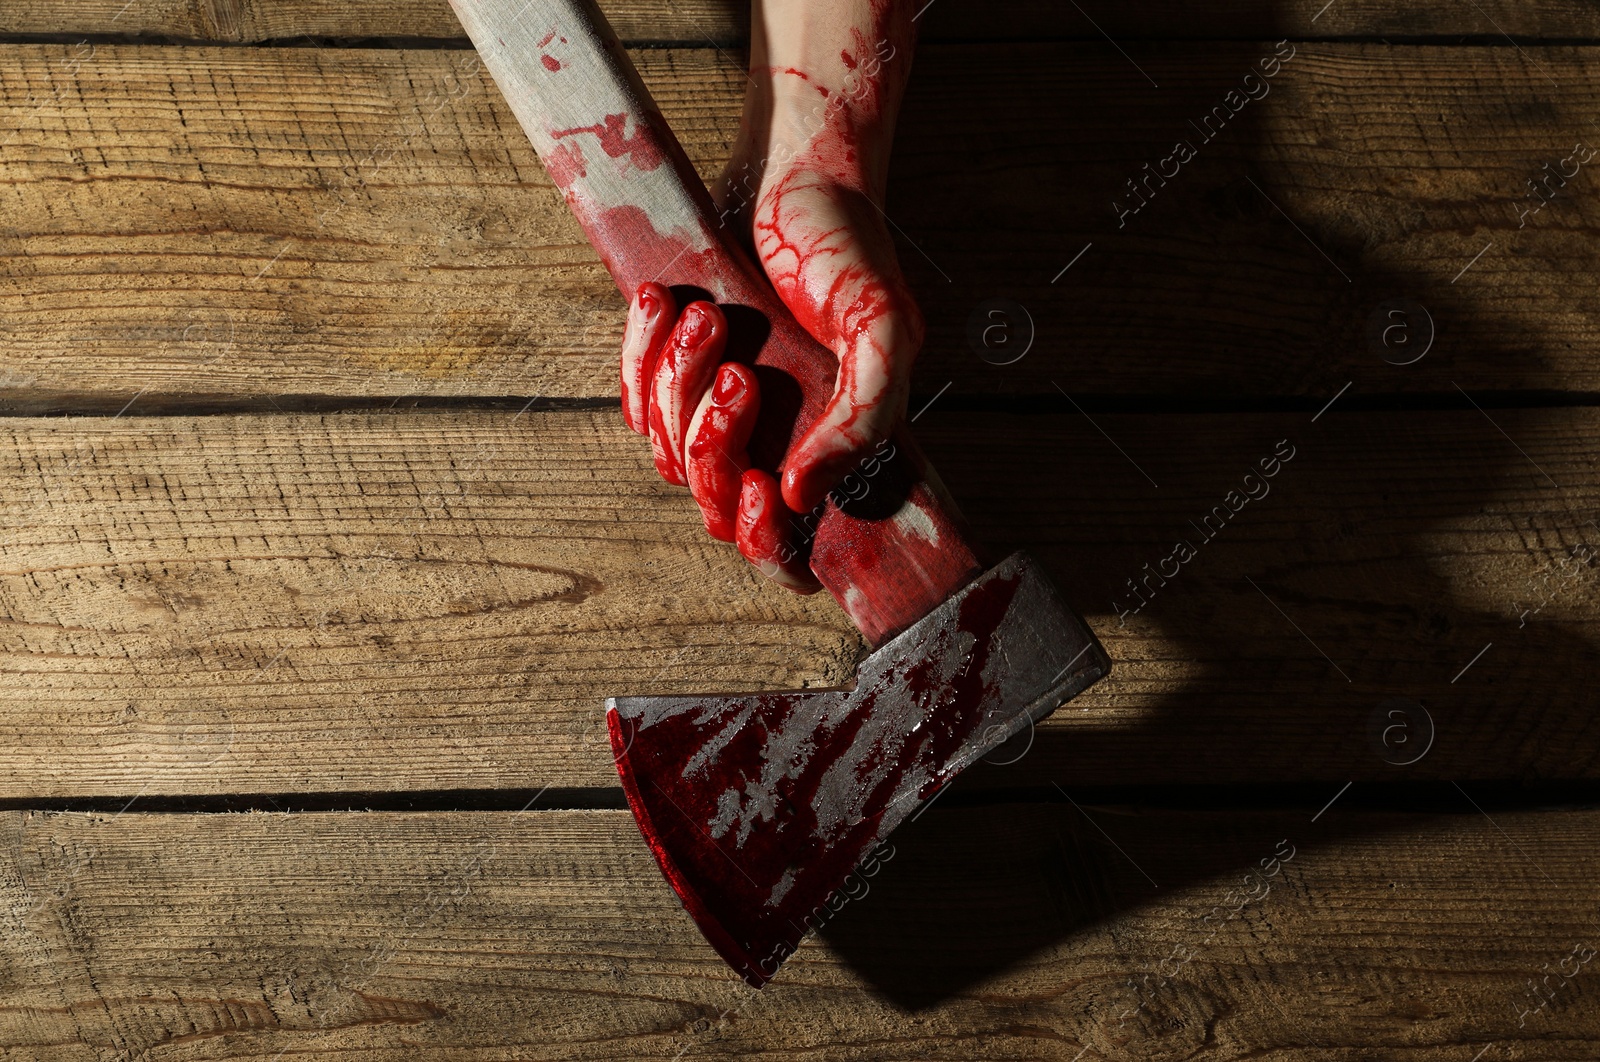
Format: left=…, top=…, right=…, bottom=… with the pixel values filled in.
left=606, top=553, right=1107, bottom=986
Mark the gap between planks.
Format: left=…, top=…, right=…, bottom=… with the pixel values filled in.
left=8, top=779, right=1600, bottom=815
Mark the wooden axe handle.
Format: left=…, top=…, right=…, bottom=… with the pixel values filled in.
left=450, top=0, right=981, bottom=644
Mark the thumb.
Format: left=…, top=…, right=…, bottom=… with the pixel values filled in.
left=781, top=296, right=920, bottom=514
left=752, top=176, right=926, bottom=513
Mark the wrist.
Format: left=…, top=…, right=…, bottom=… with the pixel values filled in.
left=744, top=0, right=917, bottom=196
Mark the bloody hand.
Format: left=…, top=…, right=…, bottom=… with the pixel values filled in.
left=619, top=0, right=922, bottom=591
left=620, top=283, right=820, bottom=592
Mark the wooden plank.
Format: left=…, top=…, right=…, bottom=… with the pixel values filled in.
left=4, top=42, right=1600, bottom=405
left=0, top=408, right=860, bottom=798
left=0, top=406, right=1596, bottom=799
left=4, top=805, right=1598, bottom=1059
left=8, top=0, right=1600, bottom=43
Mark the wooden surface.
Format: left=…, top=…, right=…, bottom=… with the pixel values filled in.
left=6, top=0, right=1600, bottom=42
left=5, top=805, right=1599, bottom=1061
left=0, top=407, right=1596, bottom=797
left=5, top=43, right=1600, bottom=406
left=3, top=1, right=1600, bottom=1058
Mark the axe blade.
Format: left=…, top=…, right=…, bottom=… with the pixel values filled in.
left=606, top=553, right=1108, bottom=986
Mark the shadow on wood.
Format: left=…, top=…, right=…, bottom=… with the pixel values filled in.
left=815, top=4, right=1600, bottom=1003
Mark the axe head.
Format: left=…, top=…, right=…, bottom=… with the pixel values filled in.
left=606, top=552, right=1108, bottom=986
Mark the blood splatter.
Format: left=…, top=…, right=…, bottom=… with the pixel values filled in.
left=541, top=54, right=562, bottom=72
left=552, top=112, right=665, bottom=173
left=543, top=140, right=586, bottom=188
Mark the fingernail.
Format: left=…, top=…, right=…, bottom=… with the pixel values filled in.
left=712, top=363, right=746, bottom=404
left=678, top=301, right=718, bottom=347
left=636, top=283, right=660, bottom=318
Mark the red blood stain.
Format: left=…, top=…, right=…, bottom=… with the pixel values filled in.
left=567, top=195, right=971, bottom=639
left=648, top=300, right=725, bottom=486
left=745, top=11, right=923, bottom=517
left=543, top=140, right=586, bottom=188
left=733, top=468, right=816, bottom=589
left=687, top=363, right=759, bottom=542
left=547, top=72, right=972, bottom=634
left=552, top=112, right=665, bottom=173
left=541, top=54, right=561, bottom=72
left=574, top=204, right=736, bottom=313
left=537, top=29, right=556, bottom=48
left=771, top=66, right=829, bottom=98
left=621, top=282, right=674, bottom=434
left=608, top=569, right=1022, bottom=985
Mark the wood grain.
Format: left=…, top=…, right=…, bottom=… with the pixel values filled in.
left=3, top=43, right=1600, bottom=406
left=0, top=407, right=1596, bottom=799
left=1, top=18, right=1593, bottom=1062
left=6, top=0, right=1600, bottom=43
left=4, top=805, right=1598, bottom=1060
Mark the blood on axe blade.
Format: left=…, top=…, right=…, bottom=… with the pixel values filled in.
left=449, top=0, right=1110, bottom=986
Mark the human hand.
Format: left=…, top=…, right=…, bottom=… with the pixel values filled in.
left=619, top=0, right=922, bottom=591
left=620, top=284, right=821, bottom=592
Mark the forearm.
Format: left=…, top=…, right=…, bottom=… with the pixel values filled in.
left=729, top=0, right=919, bottom=205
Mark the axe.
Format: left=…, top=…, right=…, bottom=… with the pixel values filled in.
left=448, top=0, right=1110, bottom=985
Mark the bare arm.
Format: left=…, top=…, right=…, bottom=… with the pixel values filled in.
left=724, top=0, right=923, bottom=514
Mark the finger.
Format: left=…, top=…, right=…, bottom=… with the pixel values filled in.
left=686, top=363, right=760, bottom=542
left=620, top=282, right=676, bottom=435
left=647, top=301, right=727, bottom=485
left=735, top=468, right=821, bottom=594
